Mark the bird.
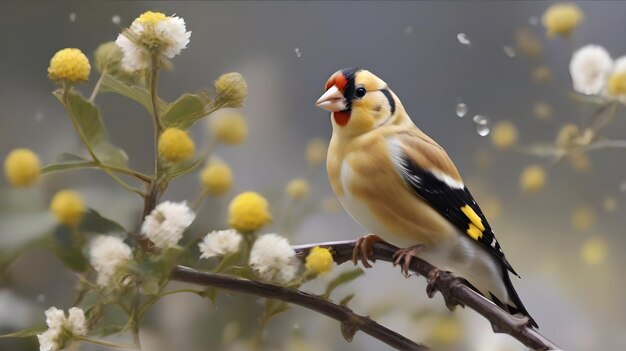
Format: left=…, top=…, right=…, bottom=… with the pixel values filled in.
left=315, top=67, right=537, bottom=328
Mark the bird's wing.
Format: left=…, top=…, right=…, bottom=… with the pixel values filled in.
left=389, top=132, right=518, bottom=276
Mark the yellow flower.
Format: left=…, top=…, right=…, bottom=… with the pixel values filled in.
left=520, top=165, right=546, bottom=192
left=50, top=190, right=85, bottom=227
left=542, top=2, right=584, bottom=37
left=572, top=206, right=594, bottom=231
left=209, top=110, right=248, bottom=145
left=228, top=192, right=271, bottom=232
left=533, top=102, right=552, bottom=120
left=490, top=121, right=518, bottom=149
left=430, top=317, right=462, bottom=346
left=305, top=246, right=334, bottom=274
left=580, top=237, right=607, bottom=266
left=136, top=11, right=167, bottom=26
left=200, top=159, right=233, bottom=196
left=215, top=73, right=248, bottom=108
left=286, top=178, right=310, bottom=200
left=306, top=138, right=328, bottom=167
left=158, top=128, right=195, bottom=162
left=607, top=72, right=626, bottom=97
left=48, top=48, right=91, bottom=82
left=4, top=148, right=41, bottom=187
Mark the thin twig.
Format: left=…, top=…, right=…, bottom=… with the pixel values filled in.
left=171, top=265, right=427, bottom=351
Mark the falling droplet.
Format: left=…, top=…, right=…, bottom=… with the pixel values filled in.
left=405, top=26, right=413, bottom=35
left=294, top=47, right=301, bottom=58
left=69, top=12, right=76, bottom=22
left=455, top=102, right=468, bottom=118
left=457, top=33, right=471, bottom=46
left=528, top=16, right=539, bottom=26
left=112, top=15, right=121, bottom=25
left=472, top=114, right=490, bottom=125
left=503, top=46, right=516, bottom=58
left=476, top=125, right=491, bottom=137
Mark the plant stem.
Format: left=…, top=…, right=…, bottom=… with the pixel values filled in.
left=76, top=336, right=139, bottom=350
left=89, top=69, right=107, bottom=103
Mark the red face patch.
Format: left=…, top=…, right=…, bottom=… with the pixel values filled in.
left=324, top=71, right=348, bottom=92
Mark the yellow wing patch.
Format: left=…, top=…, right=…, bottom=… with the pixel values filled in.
left=461, top=205, right=485, bottom=240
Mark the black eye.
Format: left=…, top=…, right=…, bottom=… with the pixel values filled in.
left=354, top=87, right=366, bottom=98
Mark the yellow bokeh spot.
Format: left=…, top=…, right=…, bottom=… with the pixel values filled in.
left=520, top=165, right=547, bottom=192
left=572, top=206, right=594, bottom=231
left=603, top=197, right=617, bottom=212
left=490, top=121, right=518, bottom=149
left=532, top=66, right=553, bottom=83
left=4, top=148, right=41, bottom=187
left=461, top=205, right=485, bottom=231
left=533, top=102, right=552, bottom=120
left=430, top=317, right=462, bottom=346
left=580, top=237, right=607, bottom=266
left=568, top=152, right=592, bottom=173
left=209, top=111, right=248, bottom=145
left=136, top=11, right=167, bottom=26
left=48, top=48, right=91, bottom=82
left=306, top=138, right=328, bottom=167
left=158, top=128, right=195, bottom=162
left=481, top=197, right=502, bottom=220
left=607, top=72, right=626, bottom=96
left=322, top=196, right=341, bottom=214
left=516, top=27, right=543, bottom=59
left=473, top=148, right=493, bottom=170
left=228, top=192, right=271, bottom=232
left=286, top=178, right=310, bottom=200
left=200, top=159, right=233, bottom=196
left=542, top=2, right=584, bottom=37
left=305, top=246, right=334, bottom=274
left=555, top=124, right=580, bottom=149
left=50, top=190, right=85, bottom=227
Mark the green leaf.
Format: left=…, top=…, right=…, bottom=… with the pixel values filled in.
left=339, top=293, right=355, bottom=306
left=200, top=287, right=219, bottom=304
left=41, top=153, right=97, bottom=174
left=324, top=268, right=364, bottom=298
left=55, top=89, right=128, bottom=168
left=160, top=93, right=208, bottom=129
left=214, top=252, right=243, bottom=273
left=0, top=324, right=47, bottom=338
left=162, top=157, right=203, bottom=180
left=52, top=225, right=88, bottom=272
left=79, top=209, right=128, bottom=236
left=100, top=74, right=166, bottom=114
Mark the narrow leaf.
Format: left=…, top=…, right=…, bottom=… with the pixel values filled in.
left=100, top=74, right=167, bottom=114
left=79, top=209, right=128, bottom=236
left=0, top=324, right=47, bottom=338
left=41, top=153, right=97, bottom=174
left=91, top=324, right=129, bottom=337
left=160, top=93, right=208, bottom=129
left=324, top=268, right=364, bottom=298
left=52, top=225, right=88, bottom=272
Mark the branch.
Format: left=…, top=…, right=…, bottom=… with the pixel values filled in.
left=292, top=240, right=560, bottom=351
left=171, top=265, right=427, bottom=351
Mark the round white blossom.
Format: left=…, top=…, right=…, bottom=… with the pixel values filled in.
left=37, top=328, right=60, bottom=351
left=141, top=201, right=195, bottom=249
left=249, top=233, right=299, bottom=283
left=115, top=14, right=191, bottom=71
left=44, top=307, right=65, bottom=330
left=66, top=307, right=87, bottom=336
left=89, top=235, right=133, bottom=286
left=569, top=45, right=613, bottom=95
left=38, top=306, right=88, bottom=351
left=199, top=229, right=243, bottom=259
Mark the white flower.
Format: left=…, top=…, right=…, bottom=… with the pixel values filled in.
left=199, top=229, right=243, bottom=259
left=66, top=307, right=87, bottom=336
left=141, top=201, right=195, bottom=249
left=249, top=233, right=299, bottom=282
left=89, top=235, right=133, bottom=286
left=38, top=307, right=88, bottom=351
left=44, top=307, right=65, bottom=330
left=613, top=56, right=626, bottom=74
left=115, top=12, right=191, bottom=72
left=37, top=328, right=60, bottom=351
left=569, top=45, right=613, bottom=95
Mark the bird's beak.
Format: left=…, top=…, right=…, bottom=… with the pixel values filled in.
left=315, top=85, right=346, bottom=112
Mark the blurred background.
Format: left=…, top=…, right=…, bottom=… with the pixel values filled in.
left=1, top=1, right=626, bottom=350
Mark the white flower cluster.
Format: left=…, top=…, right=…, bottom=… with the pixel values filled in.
left=141, top=201, right=195, bottom=249
left=89, top=235, right=133, bottom=286
left=249, top=233, right=299, bottom=283
left=569, top=44, right=626, bottom=98
left=115, top=12, right=191, bottom=71
left=199, top=229, right=242, bottom=259
left=37, top=307, right=87, bottom=351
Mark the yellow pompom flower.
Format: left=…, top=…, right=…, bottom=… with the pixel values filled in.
left=48, top=48, right=91, bottom=82
left=490, top=121, right=518, bottom=149
left=228, top=192, right=271, bottom=232
left=542, top=2, right=584, bottom=37
left=209, top=110, right=248, bottom=145
left=520, top=165, right=547, bottom=192
left=200, top=159, right=233, bottom=196
left=4, top=148, right=41, bottom=187
left=580, top=237, right=607, bottom=266
left=306, top=138, right=328, bottom=167
left=572, top=206, right=594, bottom=231
left=158, top=128, right=195, bottom=162
left=607, top=72, right=626, bottom=97
left=50, top=190, right=85, bottom=227
left=305, top=246, right=334, bottom=274
left=286, top=178, right=310, bottom=200
left=136, top=11, right=167, bottom=25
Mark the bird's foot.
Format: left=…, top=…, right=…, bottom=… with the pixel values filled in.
left=425, top=268, right=441, bottom=298
left=352, top=234, right=383, bottom=268
left=392, top=244, right=423, bottom=277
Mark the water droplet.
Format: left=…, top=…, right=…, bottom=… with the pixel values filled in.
left=34, top=111, right=44, bottom=122
left=503, top=46, right=516, bottom=58
left=476, top=124, right=491, bottom=137
left=455, top=102, right=468, bottom=118
left=457, top=33, right=471, bottom=46
left=528, top=16, right=539, bottom=26
left=472, top=114, right=490, bottom=125
left=294, top=47, right=301, bottom=58
left=69, top=12, right=76, bottom=22
left=112, top=15, right=121, bottom=25
left=36, top=294, right=45, bottom=303
left=405, top=26, right=413, bottom=35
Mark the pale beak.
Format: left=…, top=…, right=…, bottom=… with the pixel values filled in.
left=315, top=85, right=346, bottom=112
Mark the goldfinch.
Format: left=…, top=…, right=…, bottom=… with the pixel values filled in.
left=315, top=67, right=537, bottom=327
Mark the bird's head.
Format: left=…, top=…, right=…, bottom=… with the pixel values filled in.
left=315, top=68, right=404, bottom=136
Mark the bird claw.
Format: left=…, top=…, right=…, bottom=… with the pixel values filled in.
left=392, top=245, right=423, bottom=277
left=351, top=234, right=383, bottom=268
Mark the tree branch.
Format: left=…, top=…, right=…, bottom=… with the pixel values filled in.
left=171, top=265, right=428, bottom=351
left=292, top=239, right=560, bottom=351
